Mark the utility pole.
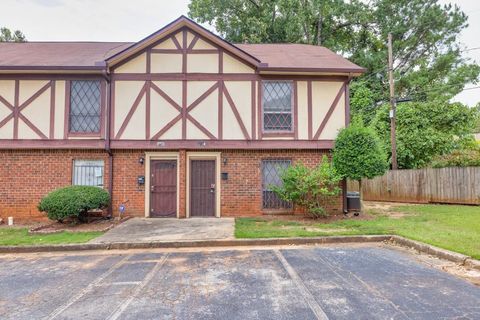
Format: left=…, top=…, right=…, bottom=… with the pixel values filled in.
left=387, top=33, right=398, bottom=170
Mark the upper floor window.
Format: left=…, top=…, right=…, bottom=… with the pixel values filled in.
left=262, top=81, right=293, bottom=132
left=69, top=80, right=101, bottom=133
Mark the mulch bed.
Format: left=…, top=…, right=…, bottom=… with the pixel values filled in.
left=28, top=216, right=131, bottom=234
left=253, top=211, right=373, bottom=225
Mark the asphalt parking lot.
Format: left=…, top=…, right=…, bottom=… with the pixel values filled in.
left=0, top=245, right=479, bottom=320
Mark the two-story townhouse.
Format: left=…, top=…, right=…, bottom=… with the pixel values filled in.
left=0, top=16, right=364, bottom=222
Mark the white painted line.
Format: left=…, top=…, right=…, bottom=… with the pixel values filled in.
left=44, top=254, right=131, bottom=320
left=106, top=253, right=170, bottom=320
left=274, top=250, right=329, bottom=320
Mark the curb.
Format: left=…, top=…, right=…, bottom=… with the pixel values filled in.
left=389, top=235, right=480, bottom=271
left=0, top=235, right=391, bottom=254
left=1, top=235, right=479, bottom=271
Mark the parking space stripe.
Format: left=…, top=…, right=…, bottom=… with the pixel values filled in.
left=274, top=250, right=329, bottom=320
left=106, top=253, right=170, bottom=320
left=44, top=254, right=132, bottom=320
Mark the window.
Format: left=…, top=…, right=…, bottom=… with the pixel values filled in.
left=262, top=159, right=292, bottom=209
left=262, top=81, right=293, bottom=132
left=73, top=160, right=104, bottom=187
left=69, top=80, right=101, bottom=133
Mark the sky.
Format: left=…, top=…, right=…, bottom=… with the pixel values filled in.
left=0, top=0, right=478, bottom=106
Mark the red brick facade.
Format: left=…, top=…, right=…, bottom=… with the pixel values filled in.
left=0, top=149, right=343, bottom=222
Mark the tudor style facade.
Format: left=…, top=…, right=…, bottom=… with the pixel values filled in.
left=0, top=17, right=364, bottom=221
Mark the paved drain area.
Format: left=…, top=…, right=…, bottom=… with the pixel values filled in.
left=0, top=244, right=479, bottom=319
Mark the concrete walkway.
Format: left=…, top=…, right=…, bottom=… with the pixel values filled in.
left=90, top=217, right=235, bottom=243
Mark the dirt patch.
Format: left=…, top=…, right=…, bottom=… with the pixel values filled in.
left=386, top=243, right=480, bottom=287
left=364, top=201, right=419, bottom=218
left=28, top=217, right=131, bottom=234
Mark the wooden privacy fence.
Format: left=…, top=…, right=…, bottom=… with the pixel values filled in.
left=347, top=167, right=480, bottom=205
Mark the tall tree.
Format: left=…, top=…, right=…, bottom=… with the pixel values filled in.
left=189, top=0, right=479, bottom=123
left=0, top=27, right=26, bottom=42
left=371, top=100, right=478, bottom=169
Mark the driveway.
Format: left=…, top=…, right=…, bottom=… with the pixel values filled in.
left=90, top=217, right=235, bottom=243
left=0, top=244, right=479, bottom=319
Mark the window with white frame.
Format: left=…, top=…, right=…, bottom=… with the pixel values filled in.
left=262, top=81, right=293, bottom=132
left=72, top=160, right=104, bottom=187
left=69, top=80, right=101, bottom=133
left=262, top=159, right=292, bottom=209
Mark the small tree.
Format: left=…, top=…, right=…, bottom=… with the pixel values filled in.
left=333, top=124, right=388, bottom=212
left=273, top=156, right=341, bottom=218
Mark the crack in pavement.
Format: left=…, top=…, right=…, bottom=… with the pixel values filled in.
left=274, top=249, right=329, bottom=320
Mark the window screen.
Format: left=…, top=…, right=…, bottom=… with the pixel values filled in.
left=73, top=160, right=104, bottom=187
left=69, top=80, right=101, bottom=133
left=262, top=159, right=292, bottom=209
left=262, top=81, right=293, bottom=131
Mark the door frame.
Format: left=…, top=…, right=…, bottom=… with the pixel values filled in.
left=186, top=152, right=221, bottom=218
left=144, top=152, right=180, bottom=218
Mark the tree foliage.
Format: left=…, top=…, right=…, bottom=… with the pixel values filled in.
left=189, top=0, right=479, bottom=123
left=333, top=124, right=388, bottom=181
left=0, top=27, right=26, bottom=42
left=272, top=156, right=341, bottom=218
left=371, top=100, right=478, bottom=169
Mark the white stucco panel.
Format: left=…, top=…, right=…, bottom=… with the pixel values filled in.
left=193, top=38, right=215, bottom=50
left=115, top=53, right=147, bottom=73
left=189, top=90, right=218, bottom=138
left=0, top=118, right=13, bottom=139
left=159, top=119, right=182, bottom=139
left=222, top=96, right=244, bottom=139
left=223, top=53, right=255, bottom=74
left=152, top=81, right=182, bottom=107
left=297, top=81, right=309, bottom=139
left=114, top=81, right=145, bottom=136
left=54, top=81, right=65, bottom=139
left=151, top=53, right=183, bottom=73
left=311, top=81, right=343, bottom=134
left=121, top=94, right=146, bottom=140
left=17, top=119, right=39, bottom=139
left=21, top=89, right=50, bottom=138
left=319, top=91, right=345, bottom=140
left=0, top=80, right=15, bottom=105
left=19, top=81, right=49, bottom=105
left=186, top=119, right=210, bottom=140
left=187, top=81, right=216, bottom=106
left=224, top=81, right=251, bottom=137
left=187, top=54, right=219, bottom=73
left=150, top=88, right=181, bottom=136
left=153, top=37, right=178, bottom=50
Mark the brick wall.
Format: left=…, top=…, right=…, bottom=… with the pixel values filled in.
left=0, top=149, right=343, bottom=223
left=220, top=149, right=343, bottom=217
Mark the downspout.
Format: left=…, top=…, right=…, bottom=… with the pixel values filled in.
left=342, top=74, right=353, bottom=214
left=103, top=69, right=113, bottom=219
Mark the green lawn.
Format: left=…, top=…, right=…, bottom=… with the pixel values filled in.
left=0, top=228, right=103, bottom=246
left=235, top=204, right=480, bottom=259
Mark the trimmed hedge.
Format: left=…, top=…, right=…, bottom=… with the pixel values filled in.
left=38, top=186, right=110, bottom=222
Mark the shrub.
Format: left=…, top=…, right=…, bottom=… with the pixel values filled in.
left=38, top=186, right=110, bottom=222
left=430, top=148, right=480, bottom=168
left=272, top=156, right=341, bottom=218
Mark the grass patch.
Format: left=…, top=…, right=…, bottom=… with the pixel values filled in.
left=235, top=204, right=480, bottom=259
left=0, top=228, right=103, bottom=246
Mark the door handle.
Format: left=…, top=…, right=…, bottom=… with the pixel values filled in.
left=210, top=184, right=215, bottom=193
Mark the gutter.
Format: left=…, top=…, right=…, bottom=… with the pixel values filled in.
left=102, top=69, right=114, bottom=218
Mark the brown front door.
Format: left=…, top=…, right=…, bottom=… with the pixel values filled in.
left=150, top=160, right=177, bottom=217
left=190, top=160, right=216, bottom=217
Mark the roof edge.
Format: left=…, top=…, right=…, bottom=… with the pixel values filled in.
left=106, top=15, right=261, bottom=69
